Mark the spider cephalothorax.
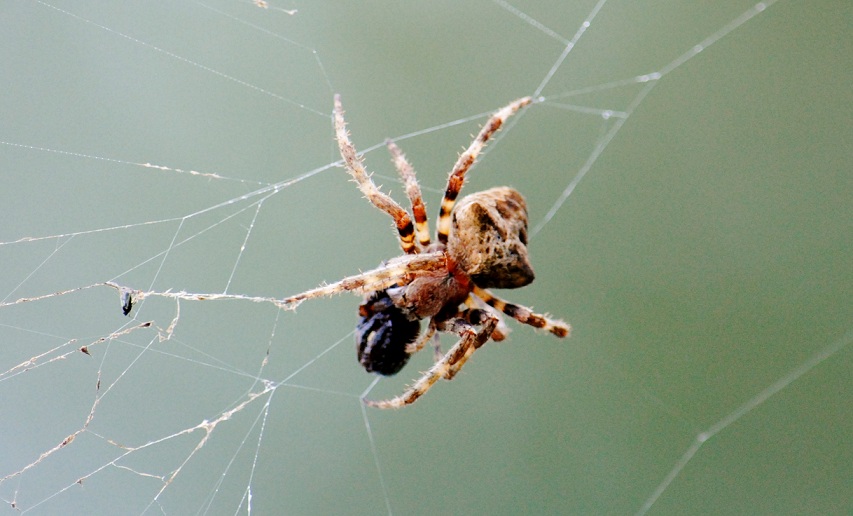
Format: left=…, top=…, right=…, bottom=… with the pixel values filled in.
left=282, top=95, right=570, bottom=408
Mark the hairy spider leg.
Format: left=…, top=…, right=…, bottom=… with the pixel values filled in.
left=404, top=324, right=436, bottom=355
left=402, top=323, right=445, bottom=362
left=281, top=252, right=445, bottom=309
left=334, top=94, right=417, bottom=254
left=465, top=294, right=509, bottom=341
left=473, top=285, right=571, bottom=338
left=436, top=308, right=502, bottom=380
left=435, top=97, right=533, bottom=245
left=386, top=139, right=431, bottom=251
left=364, top=313, right=499, bottom=409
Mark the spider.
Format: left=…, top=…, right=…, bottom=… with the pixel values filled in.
left=281, top=94, right=570, bottom=408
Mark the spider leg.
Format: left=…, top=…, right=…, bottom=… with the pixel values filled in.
left=386, top=139, right=431, bottom=251
left=436, top=308, right=499, bottom=380
left=403, top=322, right=444, bottom=363
left=363, top=313, right=498, bottom=409
left=281, top=252, right=444, bottom=309
left=334, top=94, right=416, bottom=254
left=465, top=294, right=509, bottom=341
left=435, top=97, right=532, bottom=245
left=404, top=324, right=436, bottom=355
left=406, top=324, right=444, bottom=362
left=430, top=332, right=443, bottom=363
left=473, top=285, right=571, bottom=337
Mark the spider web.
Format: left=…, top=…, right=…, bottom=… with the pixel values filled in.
left=1, top=0, right=851, bottom=514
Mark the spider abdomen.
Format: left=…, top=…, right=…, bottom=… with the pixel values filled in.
left=356, top=288, right=420, bottom=376
left=448, top=186, right=535, bottom=289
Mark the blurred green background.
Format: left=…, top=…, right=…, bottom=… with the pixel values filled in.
left=1, top=1, right=850, bottom=514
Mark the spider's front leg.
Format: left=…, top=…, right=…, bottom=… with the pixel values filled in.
left=280, top=252, right=444, bottom=309
left=363, top=310, right=498, bottom=409
left=334, top=94, right=417, bottom=254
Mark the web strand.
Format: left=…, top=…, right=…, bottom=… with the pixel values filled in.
left=0, top=1, right=846, bottom=514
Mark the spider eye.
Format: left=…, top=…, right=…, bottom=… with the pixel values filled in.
left=518, top=227, right=528, bottom=246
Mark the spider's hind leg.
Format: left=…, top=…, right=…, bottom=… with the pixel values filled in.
left=473, top=285, right=570, bottom=338
left=363, top=311, right=498, bottom=409
left=434, top=308, right=498, bottom=380
left=465, top=293, right=510, bottom=341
